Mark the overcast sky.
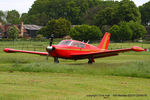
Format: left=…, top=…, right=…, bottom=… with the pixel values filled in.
left=116, top=0, right=150, bottom=6
left=0, top=0, right=149, bottom=14
left=0, top=0, right=35, bottom=14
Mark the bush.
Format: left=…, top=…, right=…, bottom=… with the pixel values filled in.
left=108, top=25, right=120, bottom=42
left=8, top=26, right=19, bottom=40
left=109, top=22, right=132, bottom=42
left=36, top=34, right=44, bottom=40
left=119, top=22, right=133, bottom=41
left=109, top=21, right=147, bottom=42
left=69, top=24, right=102, bottom=41
left=37, top=26, right=47, bottom=38
left=128, top=21, right=146, bottom=41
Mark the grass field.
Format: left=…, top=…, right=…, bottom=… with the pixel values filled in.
left=0, top=41, right=150, bottom=100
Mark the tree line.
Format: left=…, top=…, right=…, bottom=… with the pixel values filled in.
left=0, top=0, right=150, bottom=42
left=1, top=0, right=150, bottom=26
left=0, top=10, right=20, bottom=24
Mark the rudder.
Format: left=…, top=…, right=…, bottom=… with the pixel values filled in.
left=97, top=32, right=111, bottom=50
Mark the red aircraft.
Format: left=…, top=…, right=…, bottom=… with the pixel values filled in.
left=4, top=32, right=144, bottom=64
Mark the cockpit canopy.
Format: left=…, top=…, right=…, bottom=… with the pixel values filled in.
left=58, top=40, right=85, bottom=48
left=58, top=40, right=71, bottom=46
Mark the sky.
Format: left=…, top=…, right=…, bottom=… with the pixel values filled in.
left=116, top=0, right=150, bottom=6
left=0, top=0, right=150, bottom=14
left=0, top=0, right=35, bottom=14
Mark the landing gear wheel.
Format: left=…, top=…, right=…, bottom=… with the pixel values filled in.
left=88, top=58, right=93, bottom=64
left=54, top=57, right=59, bottom=63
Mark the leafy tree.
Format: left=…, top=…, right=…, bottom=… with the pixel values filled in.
left=20, top=13, right=30, bottom=24
left=0, top=10, right=6, bottom=24
left=28, top=13, right=49, bottom=26
left=94, top=0, right=141, bottom=28
left=128, top=21, right=146, bottom=41
left=139, top=1, right=150, bottom=25
left=0, top=11, right=4, bottom=22
left=37, top=26, right=47, bottom=37
left=81, top=6, right=100, bottom=25
left=109, top=22, right=133, bottom=42
left=108, top=25, right=120, bottom=42
left=83, top=0, right=119, bottom=25
left=27, top=0, right=101, bottom=25
left=101, top=25, right=111, bottom=34
left=8, top=26, right=19, bottom=40
left=95, top=7, right=116, bottom=28
left=69, top=24, right=102, bottom=41
left=118, top=22, right=133, bottom=41
left=6, top=10, right=20, bottom=24
left=109, top=21, right=146, bottom=42
left=116, top=0, right=141, bottom=23
left=39, top=18, right=71, bottom=38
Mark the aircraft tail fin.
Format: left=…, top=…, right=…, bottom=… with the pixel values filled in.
left=97, top=32, right=111, bottom=50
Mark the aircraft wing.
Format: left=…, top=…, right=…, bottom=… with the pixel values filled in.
left=4, top=48, right=48, bottom=55
left=70, top=46, right=144, bottom=59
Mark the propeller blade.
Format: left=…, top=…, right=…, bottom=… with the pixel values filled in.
left=50, top=34, right=54, bottom=46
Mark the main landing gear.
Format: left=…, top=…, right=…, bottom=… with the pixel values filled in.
left=54, top=57, right=59, bottom=63
left=88, top=58, right=95, bottom=64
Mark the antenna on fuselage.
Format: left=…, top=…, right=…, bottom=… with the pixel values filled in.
left=86, top=40, right=89, bottom=44
left=82, top=40, right=84, bottom=43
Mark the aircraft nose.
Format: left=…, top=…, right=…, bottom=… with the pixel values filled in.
left=46, top=45, right=55, bottom=52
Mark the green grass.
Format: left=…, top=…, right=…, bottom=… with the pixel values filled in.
left=0, top=72, right=150, bottom=100
left=107, top=61, right=150, bottom=78
left=0, top=41, right=150, bottom=99
left=1, top=48, right=150, bottom=78
left=0, top=41, right=150, bottom=78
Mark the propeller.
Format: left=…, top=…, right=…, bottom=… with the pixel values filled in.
left=50, top=34, right=54, bottom=46
left=46, top=34, right=55, bottom=60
